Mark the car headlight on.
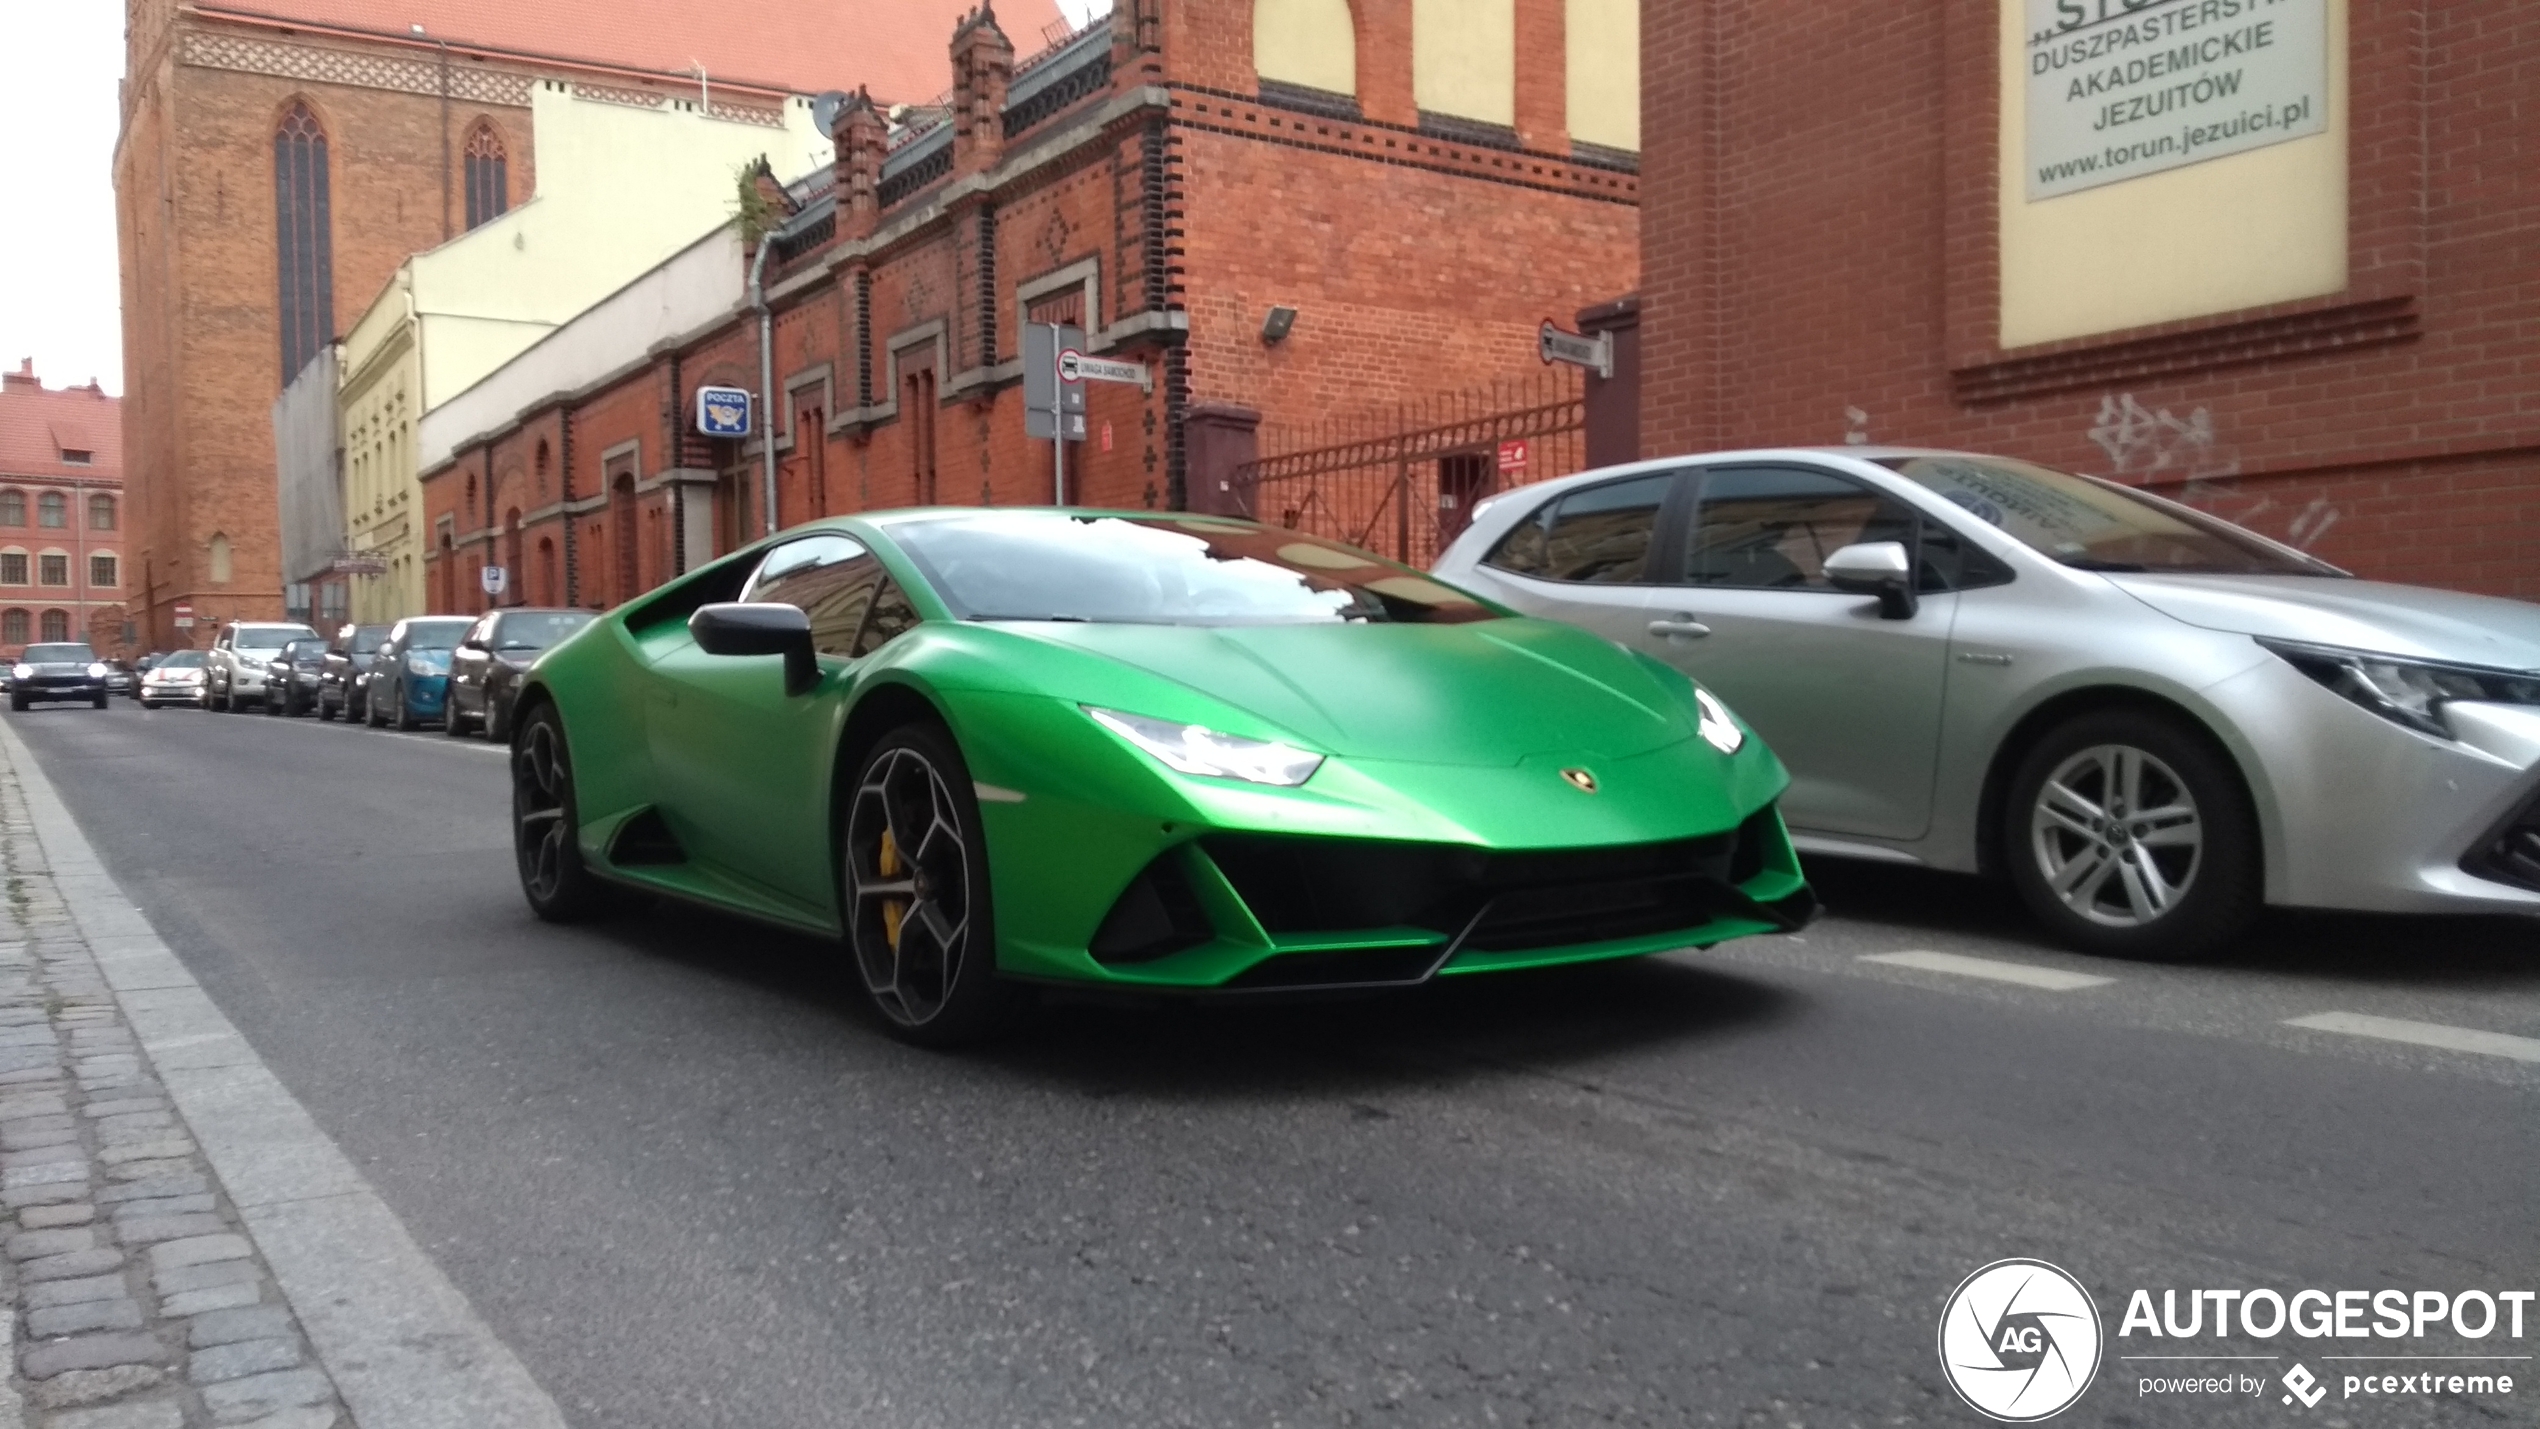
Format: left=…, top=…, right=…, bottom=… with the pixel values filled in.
left=86, top=663, right=107, bottom=678
left=1694, top=687, right=1745, bottom=754
left=1084, top=707, right=1325, bottom=786
left=2260, top=637, right=2540, bottom=739
left=9, top=664, right=28, bottom=680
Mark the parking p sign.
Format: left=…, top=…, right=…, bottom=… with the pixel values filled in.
left=694, top=385, right=752, bottom=438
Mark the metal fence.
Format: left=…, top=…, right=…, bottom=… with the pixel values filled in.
left=1235, top=370, right=1585, bottom=568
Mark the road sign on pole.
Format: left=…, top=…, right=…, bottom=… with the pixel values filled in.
left=1059, top=350, right=1151, bottom=389
left=1537, top=320, right=1613, bottom=380
left=481, top=565, right=508, bottom=596
left=173, top=601, right=195, bottom=631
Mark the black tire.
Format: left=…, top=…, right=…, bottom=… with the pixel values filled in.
left=363, top=690, right=382, bottom=728
left=317, top=694, right=336, bottom=722
left=8, top=695, right=24, bottom=713
left=512, top=702, right=607, bottom=922
left=392, top=682, right=417, bottom=732
left=484, top=696, right=509, bottom=745
left=839, top=722, right=1021, bottom=1048
left=2002, top=709, right=2259, bottom=961
left=264, top=690, right=281, bottom=715
left=91, top=694, right=107, bottom=710
left=443, top=698, right=472, bottom=738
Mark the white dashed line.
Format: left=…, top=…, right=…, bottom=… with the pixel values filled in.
left=2283, top=1012, right=2540, bottom=1065
left=1859, top=949, right=2115, bottom=991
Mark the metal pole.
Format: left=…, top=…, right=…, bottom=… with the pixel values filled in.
left=748, top=236, right=778, bottom=537
left=1048, top=323, right=1065, bottom=506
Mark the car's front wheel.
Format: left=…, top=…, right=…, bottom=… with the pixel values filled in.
left=2003, top=709, right=2258, bottom=961
left=512, top=703, right=605, bottom=921
left=841, top=723, right=1017, bottom=1047
left=392, top=684, right=417, bottom=732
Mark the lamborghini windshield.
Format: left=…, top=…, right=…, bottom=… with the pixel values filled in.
left=892, top=513, right=1497, bottom=625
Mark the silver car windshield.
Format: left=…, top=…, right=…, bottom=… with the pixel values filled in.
left=1875, top=455, right=2341, bottom=577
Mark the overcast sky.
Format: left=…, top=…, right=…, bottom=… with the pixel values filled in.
left=0, top=1, right=125, bottom=394
left=0, top=1, right=1106, bottom=401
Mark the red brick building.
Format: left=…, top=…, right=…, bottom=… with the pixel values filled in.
left=114, top=0, right=1058, bottom=651
left=418, top=0, right=1642, bottom=613
left=0, top=363, right=127, bottom=659
left=1633, top=0, right=2539, bottom=597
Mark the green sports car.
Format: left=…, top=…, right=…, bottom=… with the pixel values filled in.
left=508, top=509, right=1815, bottom=1043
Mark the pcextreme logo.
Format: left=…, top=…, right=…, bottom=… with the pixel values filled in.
left=1938, top=1259, right=2104, bottom=1421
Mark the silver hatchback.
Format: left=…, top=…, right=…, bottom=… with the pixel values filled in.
left=1433, top=448, right=2540, bottom=957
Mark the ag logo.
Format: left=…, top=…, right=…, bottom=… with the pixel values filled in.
left=1938, top=1259, right=2102, bottom=1421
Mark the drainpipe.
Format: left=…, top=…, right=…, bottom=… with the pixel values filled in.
left=748, top=236, right=778, bottom=537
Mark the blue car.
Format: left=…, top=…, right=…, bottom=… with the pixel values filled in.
left=365, top=616, right=477, bottom=731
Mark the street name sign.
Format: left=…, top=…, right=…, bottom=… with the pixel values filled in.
left=1057, top=350, right=1151, bottom=390
left=694, top=385, right=753, bottom=438
left=1537, top=320, right=1613, bottom=380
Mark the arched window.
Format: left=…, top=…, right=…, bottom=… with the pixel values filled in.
left=0, top=492, right=22, bottom=527
left=536, top=536, right=557, bottom=607
left=40, top=610, right=68, bottom=643
left=90, top=554, right=117, bottom=588
left=0, top=551, right=23, bottom=585
left=88, top=494, right=116, bottom=530
left=208, top=533, right=233, bottom=586
left=464, top=122, right=509, bottom=230
left=1256, top=0, right=1358, bottom=103
left=0, top=610, right=25, bottom=645
left=275, top=102, right=336, bottom=382
left=36, top=493, right=64, bottom=528
left=504, top=509, right=523, bottom=607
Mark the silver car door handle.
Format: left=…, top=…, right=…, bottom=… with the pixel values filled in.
left=1647, top=618, right=1712, bottom=638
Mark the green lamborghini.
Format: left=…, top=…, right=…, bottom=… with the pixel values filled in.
left=509, top=509, right=1815, bottom=1043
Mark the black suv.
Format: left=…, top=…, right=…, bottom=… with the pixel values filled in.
left=10, top=643, right=108, bottom=711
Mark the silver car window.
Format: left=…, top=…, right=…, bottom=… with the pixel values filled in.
left=1681, top=466, right=1921, bottom=590
left=1483, top=473, right=1671, bottom=584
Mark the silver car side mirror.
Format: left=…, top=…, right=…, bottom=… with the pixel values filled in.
left=1824, top=541, right=1919, bottom=620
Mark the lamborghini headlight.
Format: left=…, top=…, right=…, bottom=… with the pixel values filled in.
left=1084, top=707, right=1324, bottom=787
left=1695, top=687, right=1745, bottom=754
left=2261, top=637, right=2540, bottom=739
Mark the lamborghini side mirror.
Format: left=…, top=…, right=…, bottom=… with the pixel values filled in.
left=690, top=603, right=819, bottom=696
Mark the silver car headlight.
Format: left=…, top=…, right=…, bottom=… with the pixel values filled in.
left=1084, top=706, right=1324, bottom=786
left=86, top=663, right=107, bottom=678
left=2260, top=638, right=2540, bottom=739
left=9, top=664, right=28, bottom=680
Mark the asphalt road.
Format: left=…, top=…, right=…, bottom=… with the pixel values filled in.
left=10, top=698, right=2538, bottom=1427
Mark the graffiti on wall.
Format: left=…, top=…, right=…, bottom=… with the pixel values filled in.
left=2083, top=392, right=2341, bottom=553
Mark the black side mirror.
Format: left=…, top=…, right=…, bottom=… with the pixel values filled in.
left=690, top=603, right=818, bottom=695
left=1823, top=541, right=1919, bottom=620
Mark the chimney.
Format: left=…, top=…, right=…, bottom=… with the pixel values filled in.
left=834, top=87, right=887, bottom=239
left=2, top=359, right=36, bottom=395
left=950, top=4, right=1014, bottom=179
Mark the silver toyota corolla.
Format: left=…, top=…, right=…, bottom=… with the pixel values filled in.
left=1433, top=448, right=2540, bottom=957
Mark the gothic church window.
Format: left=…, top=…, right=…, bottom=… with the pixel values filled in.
left=274, top=102, right=335, bottom=382
left=465, top=122, right=510, bottom=230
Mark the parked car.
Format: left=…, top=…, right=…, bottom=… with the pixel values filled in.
left=204, top=621, right=319, bottom=711
left=262, top=638, right=331, bottom=716
left=1435, top=447, right=2540, bottom=959
left=445, top=608, right=595, bottom=741
left=317, top=623, right=393, bottom=723
left=365, top=616, right=477, bottom=730
left=9, top=643, right=110, bottom=711
left=101, top=659, right=138, bottom=697
left=505, top=510, right=1813, bottom=1045
left=139, top=650, right=207, bottom=707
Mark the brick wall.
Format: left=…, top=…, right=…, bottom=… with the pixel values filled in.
left=1638, top=0, right=2540, bottom=597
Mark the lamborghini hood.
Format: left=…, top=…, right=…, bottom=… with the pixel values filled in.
left=999, top=618, right=1700, bottom=765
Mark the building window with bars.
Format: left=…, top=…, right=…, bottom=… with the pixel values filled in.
left=0, top=492, right=21, bottom=527
left=39, top=611, right=67, bottom=643
left=464, top=122, right=509, bottom=230
left=89, top=495, right=115, bottom=530
left=36, top=493, right=63, bottom=528
left=0, top=611, right=24, bottom=645
left=38, top=555, right=68, bottom=586
left=275, top=101, right=335, bottom=382
left=90, top=555, right=117, bottom=588
left=0, top=554, right=24, bottom=585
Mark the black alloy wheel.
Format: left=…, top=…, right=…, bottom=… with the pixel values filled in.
left=840, top=722, right=1019, bottom=1047
left=512, top=704, right=605, bottom=921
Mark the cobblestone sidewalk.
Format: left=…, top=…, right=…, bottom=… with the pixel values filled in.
left=0, top=762, right=349, bottom=1429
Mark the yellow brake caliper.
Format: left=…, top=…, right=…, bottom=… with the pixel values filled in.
left=878, top=827, right=906, bottom=950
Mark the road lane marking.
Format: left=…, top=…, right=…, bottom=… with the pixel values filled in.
left=0, top=718, right=571, bottom=1429
left=2284, top=1011, right=2540, bottom=1064
left=1858, top=949, right=2114, bottom=991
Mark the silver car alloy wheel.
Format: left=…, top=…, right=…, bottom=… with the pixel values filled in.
left=2029, top=743, right=2203, bottom=928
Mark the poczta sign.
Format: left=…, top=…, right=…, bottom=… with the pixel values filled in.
left=2024, top=0, right=2327, bottom=200
left=694, top=385, right=752, bottom=438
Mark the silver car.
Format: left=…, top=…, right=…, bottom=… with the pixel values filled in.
left=1433, top=448, right=2540, bottom=957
